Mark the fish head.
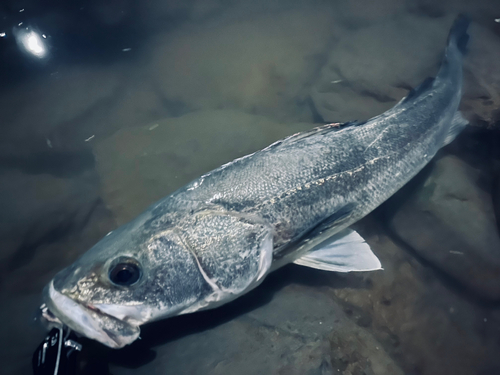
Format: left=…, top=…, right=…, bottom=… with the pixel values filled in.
left=42, top=209, right=274, bottom=349
left=42, top=212, right=216, bottom=349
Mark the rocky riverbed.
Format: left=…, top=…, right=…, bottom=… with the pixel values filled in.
left=0, top=1, right=499, bottom=374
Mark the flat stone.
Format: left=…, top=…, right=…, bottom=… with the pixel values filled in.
left=146, top=6, right=338, bottom=123
left=109, top=283, right=404, bottom=375
left=311, top=14, right=454, bottom=123
left=383, top=154, right=500, bottom=300
left=332, top=218, right=500, bottom=375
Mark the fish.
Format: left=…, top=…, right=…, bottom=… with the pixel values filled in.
left=41, top=15, right=470, bottom=349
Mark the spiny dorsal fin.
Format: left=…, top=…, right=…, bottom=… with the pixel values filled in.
left=263, top=121, right=366, bottom=151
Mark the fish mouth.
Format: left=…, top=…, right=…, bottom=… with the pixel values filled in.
left=42, top=280, right=140, bottom=349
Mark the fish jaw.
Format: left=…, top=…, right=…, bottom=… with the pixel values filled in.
left=43, top=280, right=140, bottom=349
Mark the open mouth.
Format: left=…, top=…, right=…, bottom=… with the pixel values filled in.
left=42, top=281, right=140, bottom=349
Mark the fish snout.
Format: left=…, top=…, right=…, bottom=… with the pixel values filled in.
left=42, top=280, right=140, bottom=349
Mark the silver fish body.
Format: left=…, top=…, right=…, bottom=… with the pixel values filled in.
left=42, top=16, right=470, bottom=348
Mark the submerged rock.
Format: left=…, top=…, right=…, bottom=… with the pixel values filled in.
left=0, top=169, right=100, bottom=290
left=92, top=109, right=312, bottom=223
left=311, top=14, right=453, bottom=123
left=0, top=66, right=124, bottom=159
left=108, top=282, right=403, bottom=375
left=146, top=7, right=338, bottom=123
left=332, top=219, right=500, bottom=375
left=461, top=24, right=500, bottom=129
left=311, top=14, right=500, bottom=129
left=383, top=154, right=500, bottom=300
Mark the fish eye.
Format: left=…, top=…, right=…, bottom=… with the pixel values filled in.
left=108, top=258, right=142, bottom=286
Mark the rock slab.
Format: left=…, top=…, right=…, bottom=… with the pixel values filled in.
left=385, top=155, right=500, bottom=300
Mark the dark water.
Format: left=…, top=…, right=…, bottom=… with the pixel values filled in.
left=1, top=1, right=500, bottom=374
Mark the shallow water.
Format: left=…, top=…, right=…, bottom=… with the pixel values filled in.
left=1, top=1, right=499, bottom=374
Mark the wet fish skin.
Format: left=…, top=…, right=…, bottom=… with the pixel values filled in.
left=42, top=16, right=470, bottom=348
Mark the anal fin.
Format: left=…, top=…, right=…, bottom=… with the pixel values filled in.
left=293, top=228, right=382, bottom=272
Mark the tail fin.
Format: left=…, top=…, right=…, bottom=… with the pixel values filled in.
left=435, top=15, right=470, bottom=82
left=438, top=15, right=471, bottom=146
left=446, top=14, right=471, bottom=55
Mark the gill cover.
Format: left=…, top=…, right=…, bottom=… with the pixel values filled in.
left=175, top=210, right=274, bottom=312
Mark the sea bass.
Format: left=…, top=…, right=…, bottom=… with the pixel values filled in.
left=41, top=16, right=470, bottom=348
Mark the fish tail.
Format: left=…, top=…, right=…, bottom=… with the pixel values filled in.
left=436, top=15, right=471, bottom=146
left=446, top=14, right=471, bottom=56
left=436, top=15, right=470, bottom=80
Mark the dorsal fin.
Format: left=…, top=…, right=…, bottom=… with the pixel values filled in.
left=263, top=121, right=366, bottom=152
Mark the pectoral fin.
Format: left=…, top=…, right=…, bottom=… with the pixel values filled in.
left=293, top=228, right=382, bottom=272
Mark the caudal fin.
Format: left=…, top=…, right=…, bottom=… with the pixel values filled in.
left=437, top=16, right=471, bottom=145
left=446, top=14, right=471, bottom=55
left=431, top=14, right=470, bottom=90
